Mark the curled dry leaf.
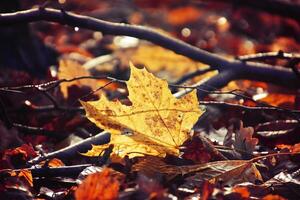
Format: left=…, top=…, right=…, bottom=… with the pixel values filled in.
left=9, top=169, right=33, bottom=187
left=224, top=121, right=258, bottom=155
left=81, top=64, right=203, bottom=158
left=75, top=168, right=122, bottom=200
left=234, top=121, right=258, bottom=154
left=133, top=156, right=262, bottom=185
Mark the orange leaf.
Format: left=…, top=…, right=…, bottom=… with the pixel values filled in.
left=262, top=194, right=287, bottom=200
left=18, top=169, right=33, bottom=187
left=4, top=144, right=36, bottom=161
left=167, top=6, right=202, bottom=25
left=48, top=158, right=65, bottom=167
left=232, top=186, right=250, bottom=198
left=261, top=93, right=295, bottom=107
left=39, top=158, right=65, bottom=167
left=75, top=168, right=120, bottom=200
left=277, top=143, right=300, bottom=153
left=9, top=169, right=33, bottom=187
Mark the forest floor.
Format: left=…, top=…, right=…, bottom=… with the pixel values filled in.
left=1, top=1, right=300, bottom=200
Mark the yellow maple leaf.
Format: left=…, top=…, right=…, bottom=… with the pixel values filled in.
left=81, top=63, right=203, bottom=158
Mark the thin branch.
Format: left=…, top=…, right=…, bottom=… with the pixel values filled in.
left=286, top=58, right=300, bottom=79
left=28, top=131, right=110, bottom=165
left=238, top=51, right=300, bottom=62
left=198, top=101, right=300, bottom=114
left=0, top=164, right=92, bottom=178
left=173, top=70, right=240, bottom=99
left=7, top=104, right=82, bottom=113
left=174, top=68, right=214, bottom=85
left=3, top=75, right=299, bottom=116
left=31, top=164, right=91, bottom=178
left=12, top=123, right=66, bottom=139
left=0, top=8, right=299, bottom=90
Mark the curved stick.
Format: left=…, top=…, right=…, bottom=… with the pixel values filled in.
left=0, top=8, right=299, bottom=90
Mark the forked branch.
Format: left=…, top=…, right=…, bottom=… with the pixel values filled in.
left=0, top=7, right=299, bottom=96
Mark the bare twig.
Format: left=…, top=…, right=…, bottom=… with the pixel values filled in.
left=286, top=58, right=300, bottom=79
left=12, top=123, right=66, bottom=139
left=0, top=8, right=299, bottom=93
left=238, top=51, right=300, bottom=62
left=174, top=68, right=214, bottom=85
left=0, top=164, right=92, bottom=178
left=198, top=101, right=300, bottom=114
left=3, top=75, right=299, bottom=116
left=28, top=131, right=110, bottom=165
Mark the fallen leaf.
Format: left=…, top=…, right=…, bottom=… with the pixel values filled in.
left=126, top=44, right=211, bottom=80
left=234, top=121, right=258, bottom=155
left=224, top=121, right=258, bottom=155
left=232, top=186, right=250, bottom=198
left=277, top=143, right=300, bottom=153
left=75, top=168, right=120, bottom=200
left=167, top=6, right=202, bottom=25
left=81, top=64, right=203, bottom=158
left=47, top=158, right=65, bottom=167
left=3, top=144, right=37, bottom=161
left=182, top=136, right=212, bottom=164
left=133, top=156, right=262, bottom=184
left=262, top=194, right=287, bottom=200
left=58, top=59, right=116, bottom=99
left=261, top=93, right=295, bottom=108
left=9, top=169, right=33, bottom=187
left=137, top=174, right=167, bottom=199
left=17, top=169, right=33, bottom=187
left=201, top=181, right=214, bottom=200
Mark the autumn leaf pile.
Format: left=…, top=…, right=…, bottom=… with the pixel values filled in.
left=1, top=1, right=300, bottom=200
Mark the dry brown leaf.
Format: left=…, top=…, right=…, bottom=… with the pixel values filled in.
left=224, top=121, right=258, bottom=155
left=81, top=64, right=203, bottom=158
left=234, top=121, right=258, bottom=154
left=133, top=156, right=262, bottom=184
left=9, top=169, right=33, bottom=187
left=75, top=168, right=120, bottom=200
